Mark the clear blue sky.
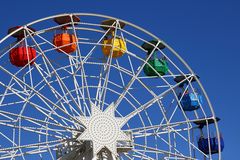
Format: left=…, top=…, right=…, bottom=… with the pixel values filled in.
left=1, top=0, right=239, bottom=159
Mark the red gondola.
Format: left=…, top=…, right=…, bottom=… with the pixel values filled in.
left=10, top=47, right=36, bottom=67
left=8, top=26, right=37, bottom=67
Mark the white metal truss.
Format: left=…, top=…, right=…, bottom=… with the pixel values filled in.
left=0, top=13, right=222, bottom=160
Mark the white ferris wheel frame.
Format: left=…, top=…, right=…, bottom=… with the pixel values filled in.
left=0, top=13, right=222, bottom=160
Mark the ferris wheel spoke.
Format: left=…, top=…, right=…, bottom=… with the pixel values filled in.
left=0, top=115, right=73, bottom=139
left=35, top=66, right=83, bottom=115
left=124, top=85, right=162, bottom=160
left=0, top=123, right=65, bottom=140
left=68, top=57, right=91, bottom=116
left=0, top=149, right=47, bottom=160
left=73, top=20, right=124, bottom=112
left=172, top=128, right=209, bottom=158
left=95, top=56, right=112, bottom=110
left=77, top=22, right=118, bottom=110
left=116, top=22, right=138, bottom=89
left=132, top=79, right=169, bottom=123
left=156, top=132, right=183, bottom=158
left=26, top=27, right=88, bottom=117
left=0, top=68, right=83, bottom=128
left=0, top=80, right=51, bottom=115
left=156, top=89, right=190, bottom=135
left=0, top=134, right=57, bottom=160
left=99, top=23, right=120, bottom=110
left=134, top=72, right=192, bottom=127
left=98, top=55, right=113, bottom=110
left=0, top=113, right=14, bottom=122
left=34, top=63, right=82, bottom=119
left=158, top=49, right=186, bottom=76
left=132, top=149, right=161, bottom=160
left=0, top=79, right=80, bottom=130
left=0, top=110, right=80, bottom=134
left=115, top=59, right=126, bottom=87
left=128, top=121, right=199, bottom=157
left=128, top=117, right=214, bottom=134
left=132, top=149, right=159, bottom=160
left=67, top=17, right=94, bottom=111
left=125, top=74, right=198, bottom=128
left=119, top=28, right=183, bottom=78
left=133, top=143, right=195, bottom=160
left=130, top=129, right=184, bottom=157
left=114, top=41, right=167, bottom=111
left=0, top=40, right=19, bottom=59
left=3, top=75, right=29, bottom=98
left=124, top=81, right=186, bottom=124
left=0, top=131, right=17, bottom=148
left=72, top=18, right=117, bottom=75
left=23, top=31, right=35, bottom=90
left=38, top=61, right=82, bottom=118
left=95, top=63, right=104, bottom=107
left=160, top=85, right=196, bottom=156
left=0, top=132, right=26, bottom=160
left=0, top=139, right=65, bottom=152
left=121, top=152, right=134, bottom=160
left=131, top=131, right=184, bottom=154
left=130, top=149, right=155, bottom=160
left=0, top=117, right=70, bottom=138
left=0, top=139, right=65, bottom=159
left=0, top=78, right=17, bottom=106
left=156, top=118, right=208, bottom=158
left=30, top=99, right=77, bottom=127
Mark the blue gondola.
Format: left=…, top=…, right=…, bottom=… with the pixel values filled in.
left=178, top=91, right=203, bottom=111
left=198, top=136, right=224, bottom=154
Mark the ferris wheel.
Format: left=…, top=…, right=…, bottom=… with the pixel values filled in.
left=0, top=13, right=224, bottom=160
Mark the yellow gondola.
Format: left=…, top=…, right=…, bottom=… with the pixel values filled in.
left=101, top=19, right=126, bottom=58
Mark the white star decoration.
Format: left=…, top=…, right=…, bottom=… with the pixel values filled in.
left=77, top=102, right=130, bottom=157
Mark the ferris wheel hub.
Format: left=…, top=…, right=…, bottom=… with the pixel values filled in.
left=77, top=102, right=130, bottom=157
left=88, top=113, right=119, bottom=144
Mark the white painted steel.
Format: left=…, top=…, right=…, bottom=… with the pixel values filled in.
left=0, top=13, right=222, bottom=160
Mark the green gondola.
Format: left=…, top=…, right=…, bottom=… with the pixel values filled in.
left=142, top=40, right=169, bottom=76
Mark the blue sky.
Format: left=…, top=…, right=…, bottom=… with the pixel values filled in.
left=0, top=0, right=239, bottom=159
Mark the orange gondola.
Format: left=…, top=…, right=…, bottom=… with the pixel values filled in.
left=53, top=33, right=77, bottom=54
left=53, top=15, right=80, bottom=54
